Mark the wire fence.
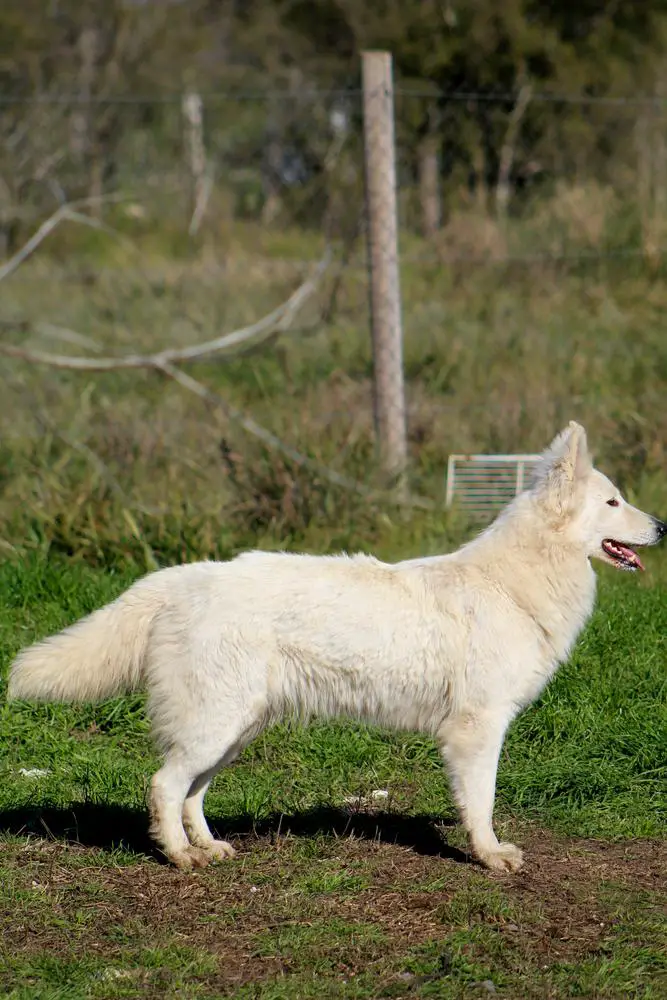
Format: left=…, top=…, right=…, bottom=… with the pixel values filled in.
left=3, top=79, right=666, bottom=259
left=2, top=63, right=667, bottom=532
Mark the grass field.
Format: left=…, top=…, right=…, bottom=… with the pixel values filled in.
left=1, top=555, right=666, bottom=999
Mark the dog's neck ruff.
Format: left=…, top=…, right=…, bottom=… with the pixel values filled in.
left=458, top=495, right=598, bottom=664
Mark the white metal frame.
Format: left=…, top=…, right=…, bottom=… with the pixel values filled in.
left=445, top=453, right=542, bottom=513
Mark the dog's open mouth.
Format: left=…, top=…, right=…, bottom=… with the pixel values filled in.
left=601, top=539, right=645, bottom=571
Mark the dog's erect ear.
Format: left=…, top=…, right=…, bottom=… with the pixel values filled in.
left=545, top=421, right=591, bottom=479
left=534, top=421, right=591, bottom=513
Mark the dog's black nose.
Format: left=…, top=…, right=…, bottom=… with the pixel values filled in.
left=652, top=517, right=667, bottom=539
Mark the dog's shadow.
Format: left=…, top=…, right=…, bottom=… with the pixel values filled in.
left=0, top=803, right=468, bottom=865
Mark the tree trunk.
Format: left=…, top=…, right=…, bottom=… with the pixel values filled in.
left=418, top=134, right=441, bottom=238
left=496, top=77, right=532, bottom=220
left=70, top=26, right=97, bottom=165
left=182, top=90, right=209, bottom=235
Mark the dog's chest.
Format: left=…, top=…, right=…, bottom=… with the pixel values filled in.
left=542, top=572, right=597, bottom=663
left=493, top=569, right=596, bottom=708
left=518, top=575, right=597, bottom=702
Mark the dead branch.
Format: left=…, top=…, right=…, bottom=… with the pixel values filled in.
left=5, top=329, right=433, bottom=511
left=0, top=195, right=123, bottom=283
left=0, top=250, right=331, bottom=369
left=156, top=362, right=434, bottom=510
left=496, top=75, right=532, bottom=221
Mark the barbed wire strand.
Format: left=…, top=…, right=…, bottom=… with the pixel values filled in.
left=2, top=89, right=667, bottom=107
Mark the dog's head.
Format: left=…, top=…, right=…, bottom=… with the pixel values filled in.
left=532, top=421, right=667, bottom=570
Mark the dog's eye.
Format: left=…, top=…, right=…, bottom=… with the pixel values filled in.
left=606, top=498, right=620, bottom=507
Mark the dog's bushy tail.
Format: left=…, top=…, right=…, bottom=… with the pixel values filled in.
left=7, top=582, right=161, bottom=703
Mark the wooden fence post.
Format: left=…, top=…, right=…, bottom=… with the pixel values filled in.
left=361, top=51, right=407, bottom=482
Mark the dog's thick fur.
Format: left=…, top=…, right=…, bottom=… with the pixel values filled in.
left=8, top=422, right=666, bottom=872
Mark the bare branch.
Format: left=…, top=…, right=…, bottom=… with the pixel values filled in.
left=188, top=172, right=213, bottom=237
left=163, top=248, right=331, bottom=362
left=33, top=323, right=103, bottom=353
left=5, top=323, right=433, bottom=510
left=0, top=195, right=125, bottom=283
left=0, top=250, right=331, bottom=369
left=496, top=75, right=532, bottom=220
left=156, top=362, right=434, bottom=510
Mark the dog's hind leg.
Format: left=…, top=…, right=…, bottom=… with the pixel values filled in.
left=181, top=734, right=250, bottom=861
left=440, top=710, right=523, bottom=873
left=145, top=612, right=274, bottom=869
left=182, top=777, right=235, bottom=860
left=149, top=715, right=263, bottom=870
left=149, top=757, right=206, bottom=870
left=150, top=728, right=257, bottom=870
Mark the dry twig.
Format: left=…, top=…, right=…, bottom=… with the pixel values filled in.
left=0, top=195, right=123, bottom=283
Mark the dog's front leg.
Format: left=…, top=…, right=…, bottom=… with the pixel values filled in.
left=439, top=711, right=523, bottom=873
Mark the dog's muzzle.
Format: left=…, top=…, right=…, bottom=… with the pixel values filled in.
left=651, top=516, right=667, bottom=541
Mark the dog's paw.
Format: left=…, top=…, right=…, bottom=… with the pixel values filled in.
left=202, top=839, right=236, bottom=862
left=168, top=846, right=214, bottom=871
left=168, top=841, right=236, bottom=870
left=478, top=842, right=524, bottom=873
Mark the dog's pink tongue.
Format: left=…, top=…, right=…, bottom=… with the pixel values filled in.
left=620, top=544, right=645, bottom=570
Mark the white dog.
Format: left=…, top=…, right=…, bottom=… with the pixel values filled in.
left=8, top=422, right=666, bottom=872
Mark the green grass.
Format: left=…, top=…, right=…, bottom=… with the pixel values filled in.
left=1, top=555, right=666, bottom=998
